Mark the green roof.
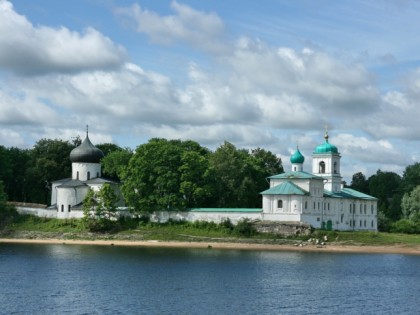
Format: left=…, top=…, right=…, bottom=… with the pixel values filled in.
left=268, top=171, right=324, bottom=180
left=324, top=188, right=377, bottom=200
left=189, top=208, right=262, bottom=213
left=261, top=181, right=309, bottom=195
left=290, top=148, right=305, bottom=164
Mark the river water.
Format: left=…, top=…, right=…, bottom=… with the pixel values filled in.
left=0, top=243, right=419, bottom=315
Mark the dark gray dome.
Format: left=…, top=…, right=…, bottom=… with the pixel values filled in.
left=70, top=134, right=104, bottom=163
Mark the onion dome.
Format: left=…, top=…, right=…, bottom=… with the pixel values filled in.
left=314, top=131, right=338, bottom=154
left=70, top=133, right=104, bottom=163
left=290, top=147, right=305, bottom=164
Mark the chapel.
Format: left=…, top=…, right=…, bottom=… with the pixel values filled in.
left=49, top=129, right=122, bottom=218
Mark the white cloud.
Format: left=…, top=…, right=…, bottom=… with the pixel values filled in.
left=0, top=0, right=126, bottom=75
left=115, top=1, right=227, bottom=54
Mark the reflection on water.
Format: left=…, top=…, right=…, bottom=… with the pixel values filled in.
left=0, top=243, right=419, bottom=314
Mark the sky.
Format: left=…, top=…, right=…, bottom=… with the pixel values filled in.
left=1, top=0, right=420, bottom=182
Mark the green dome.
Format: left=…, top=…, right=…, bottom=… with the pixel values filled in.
left=314, top=132, right=338, bottom=154
left=290, top=148, right=305, bottom=164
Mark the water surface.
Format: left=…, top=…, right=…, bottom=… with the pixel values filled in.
left=1, top=243, right=419, bottom=314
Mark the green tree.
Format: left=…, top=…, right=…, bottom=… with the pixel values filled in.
left=400, top=163, right=420, bottom=194
left=0, top=180, right=18, bottom=227
left=101, top=148, right=133, bottom=180
left=122, top=138, right=210, bottom=213
left=96, top=143, right=123, bottom=156
left=207, top=143, right=282, bottom=208
left=368, top=170, right=402, bottom=221
left=25, top=139, right=73, bottom=204
left=83, top=184, right=119, bottom=232
left=401, top=185, right=420, bottom=220
left=350, top=172, right=369, bottom=193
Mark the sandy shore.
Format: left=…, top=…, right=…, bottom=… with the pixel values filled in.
left=1, top=238, right=420, bottom=255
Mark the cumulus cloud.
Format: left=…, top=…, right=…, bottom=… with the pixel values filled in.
left=0, top=0, right=126, bottom=75
left=115, top=1, right=227, bottom=54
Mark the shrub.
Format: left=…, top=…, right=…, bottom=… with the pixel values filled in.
left=233, top=219, right=256, bottom=237
left=390, top=219, right=420, bottom=234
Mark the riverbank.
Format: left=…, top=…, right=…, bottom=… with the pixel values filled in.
left=1, top=237, right=420, bottom=255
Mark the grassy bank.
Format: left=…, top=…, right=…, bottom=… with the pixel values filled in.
left=1, top=215, right=420, bottom=246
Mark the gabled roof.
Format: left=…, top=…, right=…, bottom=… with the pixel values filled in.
left=261, top=181, right=309, bottom=195
left=268, top=171, right=324, bottom=180
left=324, top=188, right=377, bottom=200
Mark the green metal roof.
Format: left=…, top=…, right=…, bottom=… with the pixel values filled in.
left=268, top=171, right=324, bottom=180
left=260, top=181, right=309, bottom=195
left=189, top=208, right=262, bottom=213
left=290, top=148, right=305, bottom=164
left=314, top=140, right=338, bottom=154
left=324, top=188, right=377, bottom=200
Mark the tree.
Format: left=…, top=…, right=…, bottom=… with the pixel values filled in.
left=83, top=184, right=119, bottom=232
left=401, top=185, right=420, bottom=220
left=101, top=148, right=133, bottom=181
left=350, top=172, right=369, bottom=193
left=368, top=170, right=402, bottom=221
left=122, top=138, right=211, bottom=213
left=25, top=139, right=73, bottom=204
left=400, top=163, right=420, bottom=194
left=96, top=143, right=124, bottom=156
left=207, top=143, right=282, bottom=208
left=0, top=180, right=18, bottom=227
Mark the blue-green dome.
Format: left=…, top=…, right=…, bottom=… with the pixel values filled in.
left=314, top=132, right=338, bottom=154
left=290, top=148, right=305, bottom=164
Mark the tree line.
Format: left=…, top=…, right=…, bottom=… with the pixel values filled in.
left=0, top=137, right=282, bottom=210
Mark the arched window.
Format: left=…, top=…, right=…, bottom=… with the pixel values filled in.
left=76, top=171, right=79, bottom=180
left=61, top=205, right=64, bottom=212
left=277, top=200, right=283, bottom=209
left=319, top=161, right=326, bottom=173
left=87, top=171, right=90, bottom=180
left=293, top=166, right=296, bottom=171
left=68, top=205, right=71, bottom=212
left=304, top=201, right=307, bottom=209
left=333, top=162, right=337, bottom=174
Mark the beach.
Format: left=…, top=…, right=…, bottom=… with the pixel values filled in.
left=1, top=238, right=420, bottom=255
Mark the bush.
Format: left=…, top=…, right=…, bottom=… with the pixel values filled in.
left=390, top=219, right=420, bottom=234
left=0, top=204, right=19, bottom=227
left=233, top=219, right=256, bottom=237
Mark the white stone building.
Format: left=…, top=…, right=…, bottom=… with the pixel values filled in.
left=260, top=131, right=377, bottom=231
left=49, top=131, right=122, bottom=219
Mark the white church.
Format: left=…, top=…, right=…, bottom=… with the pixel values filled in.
left=260, top=131, right=377, bottom=231
left=20, top=129, right=377, bottom=231
left=49, top=130, right=123, bottom=219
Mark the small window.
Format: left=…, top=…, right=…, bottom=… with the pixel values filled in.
left=97, top=172, right=99, bottom=178
left=341, top=214, right=344, bottom=223
left=293, top=166, right=296, bottom=171
left=305, top=201, right=307, bottom=209
left=68, top=205, right=71, bottom=212
left=371, top=220, right=374, bottom=228
left=360, top=220, right=362, bottom=227
left=319, top=161, right=326, bottom=174
left=333, top=161, right=337, bottom=174
left=61, top=205, right=64, bottom=212
left=277, top=200, right=283, bottom=208
left=87, top=171, right=90, bottom=180
left=317, top=217, right=320, bottom=222
left=76, top=171, right=79, bottom=180
left=364, top=220, right=366, bottom=227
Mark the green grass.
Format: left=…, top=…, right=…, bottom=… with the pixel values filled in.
left=2, top=215, right=420, bottom=246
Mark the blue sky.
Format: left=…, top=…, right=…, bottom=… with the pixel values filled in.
left=1, top=0, right=420, bottom=182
